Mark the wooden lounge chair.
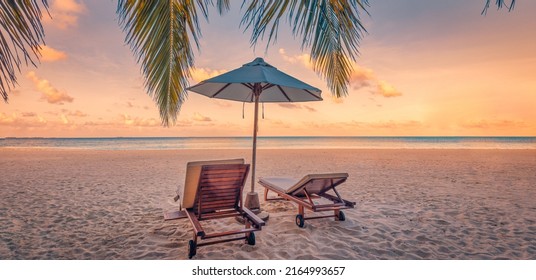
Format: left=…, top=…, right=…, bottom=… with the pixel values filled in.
left=259, top=173, right=355, bottom=227
left=177, top=159, right=264, bottom=259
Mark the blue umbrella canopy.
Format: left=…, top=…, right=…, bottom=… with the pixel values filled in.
left=187, top=57, right=322, bottom=103
left=187, top=57, right=322, bottom=204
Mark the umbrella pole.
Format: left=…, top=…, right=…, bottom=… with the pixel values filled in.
left=244, top=86, right=262, bottom=214
left=251, top=93, right=259, bottom=194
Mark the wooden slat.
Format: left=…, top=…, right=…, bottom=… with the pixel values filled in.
left=200, top=172, right=247, bottom=179
left=200, top=194, right=239, bottom=202
left=200, top=207, right=236, bottom=214
left=201, top=200, right=237, bottom=209
left=200, top=190, right=240, bottom=196
left=197, top=209, right=239, bottom=220
left=200, top=168, right=247, bottom=175
left=201, top=205, right=237, bottom=211
left=199, top=181, right=242, bottom=187
left=200, top=182, right=242, bottom=188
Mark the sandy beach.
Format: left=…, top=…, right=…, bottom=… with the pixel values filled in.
left=1, top=148, right=535, bottom=260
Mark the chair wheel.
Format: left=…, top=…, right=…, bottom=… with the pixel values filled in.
left=295, top=214, right=305, bottom=228
left=247, top=232, right=256, bottom=245
left=338, top=211, right=345, bottom=221
left=188, top=240, right=196, bottom=259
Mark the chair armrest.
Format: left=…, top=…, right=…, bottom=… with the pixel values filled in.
left=186, top=209, right=205, bottom=237
left=242, top=207, right=265, bottom=227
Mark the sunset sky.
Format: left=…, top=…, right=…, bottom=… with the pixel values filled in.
left=1, top=0, right=535, bottom=137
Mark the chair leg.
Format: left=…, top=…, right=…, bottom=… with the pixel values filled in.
left=244, top=218, right=251, bottom=243
left=188, top=233, right=198, bottom=259
left=263, top=188, right=269, bottom=201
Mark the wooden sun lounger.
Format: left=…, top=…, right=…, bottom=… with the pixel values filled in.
left=176, top=159, right=264, bottom=259
left=259, top=173, right=355, bottom=227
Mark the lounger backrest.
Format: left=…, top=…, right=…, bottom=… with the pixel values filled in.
left=181, top=159, right=245, bottom=209
left=287, top=173, right=349, bottom=196
left=193, top=163, right=250, bottom=214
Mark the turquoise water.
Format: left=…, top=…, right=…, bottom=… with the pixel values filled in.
left=0, top=137, right=535, bottom=150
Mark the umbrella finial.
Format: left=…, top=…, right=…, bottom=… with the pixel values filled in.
left=244, top=57, right=274, bottom=68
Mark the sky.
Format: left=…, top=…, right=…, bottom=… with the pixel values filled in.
left=1, top=0, right=535, bottom=137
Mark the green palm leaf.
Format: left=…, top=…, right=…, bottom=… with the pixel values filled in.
left=241, top=0, right=370, bottom=98
left=0, top=0, right=48, bottom=102
left=117, top=0, right=197, bottom=126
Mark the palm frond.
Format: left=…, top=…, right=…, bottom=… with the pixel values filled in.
left=241, top=0, right=370, bottom=98
left=482, top=0, right=516, bottom=15
left=117, top=0, right=206, bottom=126
left=0, top=0, right=48, bottom=102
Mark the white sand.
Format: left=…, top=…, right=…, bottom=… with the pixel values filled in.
left=0, top=148, right=535, bottom=259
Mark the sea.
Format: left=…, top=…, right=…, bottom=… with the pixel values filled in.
left=0, top=136, right=535, bottom=150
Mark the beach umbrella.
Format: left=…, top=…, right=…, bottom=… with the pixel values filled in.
left=187, top=57, right=322, bottom=211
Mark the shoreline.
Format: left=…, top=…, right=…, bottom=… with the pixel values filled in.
left=2, top=147, right=536, bottom=151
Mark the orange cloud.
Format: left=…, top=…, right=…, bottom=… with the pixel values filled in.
left=191, top=67, right=227, bottom=83
left=376, top=81, right=402, bottom=98
left=21, top=112, right=37, bottom=117
left=350, top=64, right=376, bottom=89
left=349, top=66, right=403, bottom=98
left=26, top=71, right=74, bottom=104
left=267, top=119, right=291, bottom=128
left=193, top=112, right=212, bottom=122
left=61, top=109, right=87, bottom=117
left=60, top=114, right=70, bottom=124
left=278, top=49, right=403, bottom=99
left=45, top=0, right=86, bottom=30
left=120, top=114, right=160, bottom=127
left=279, top=48, right=312, bottom=69
left=460, top=119, right=529, bottom=129
left=302, top=120, right=424, bottom=131
left=0, top=113, right=48, bottom=127
left=40, top=45, right=67, bottom=62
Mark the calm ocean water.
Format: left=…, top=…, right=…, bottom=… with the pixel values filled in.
left=0, top=137, right=535, bottom=150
